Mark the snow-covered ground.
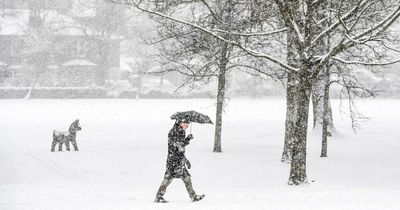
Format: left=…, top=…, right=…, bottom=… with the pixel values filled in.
left=0, top=99, right=399, bottom=210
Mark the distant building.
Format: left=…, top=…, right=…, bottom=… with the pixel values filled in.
left=0, top=0, right=120, bottom=87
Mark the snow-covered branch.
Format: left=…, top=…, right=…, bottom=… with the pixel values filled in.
left=211, top=28, right=287, bottom=37
left=274, top=0, right=306, bottom=57
left=117, top=0, right=299, bottom=72
left=198, top=0, right=219, bottom=22
left=332, top=57, right=400, bottom=66
left=347, top=5, right=400, bottom=45
left=310, top=0, right=369, bottom=50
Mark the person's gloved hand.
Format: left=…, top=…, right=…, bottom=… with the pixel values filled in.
left=186, top=159, right=191, bottom=169
left=186, top=134, right=194, bottom=140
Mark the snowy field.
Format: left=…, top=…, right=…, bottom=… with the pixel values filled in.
left=0, top=99, right=399, bottom=210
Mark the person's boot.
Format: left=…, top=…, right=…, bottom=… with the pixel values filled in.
left=154, top=197, right=168, bottom=203
left=192, top=194, right=205, bottom=202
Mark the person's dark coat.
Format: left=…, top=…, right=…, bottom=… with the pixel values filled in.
left=165, top=123, right=192, bottom=178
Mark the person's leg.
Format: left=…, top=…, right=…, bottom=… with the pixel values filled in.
left=155, top=173, right=173, bottom=202
left=182, top=173, right=197, bottom=200
left=182, top=170, right=204, bottom=202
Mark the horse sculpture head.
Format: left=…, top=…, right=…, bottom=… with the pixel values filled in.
left=69, top=119, right=82, bottom=133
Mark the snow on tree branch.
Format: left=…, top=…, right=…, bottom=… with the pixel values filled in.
left=112, top=0, right=299, bottom=72
left=332, top=56, right=400, bottom=66
left=211, top=28, right=287, bottom=37
left=310, top=0, right=370, bottom=50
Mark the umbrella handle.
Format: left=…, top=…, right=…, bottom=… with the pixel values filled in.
left=190, top=123, right=192, bottom=134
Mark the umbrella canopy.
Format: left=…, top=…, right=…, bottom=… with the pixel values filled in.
left=171, top=110, right=213, bottom=124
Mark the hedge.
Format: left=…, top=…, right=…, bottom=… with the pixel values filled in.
left=0, top=87, right=108, bottom=99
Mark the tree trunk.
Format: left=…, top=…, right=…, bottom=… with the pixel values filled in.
left=213, top=43, right=228, bottom=153
left=281, top=22, right=299, bottom=163
left=312, top=73, right=335, bottom=133
left=160, top=76, right=164, bottom=86
left=281, top=72, right=297, bottom=163
left=288, top=76, right=312, bottom=185
left=24, top=74, right=39, bottom=99
left=136, top=73, right=142, bottom=99
left=320, top=66, right=330, bottom=157
left=312, top=0, right=335, bottom=135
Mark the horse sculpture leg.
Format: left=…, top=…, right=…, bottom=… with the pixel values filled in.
left=65, top=140, right=71, bottom=151
left=71, top=140, right=79, bottom=151
left=58, top=141, right=63, bottom=151
left=51, top=140, right=57, bottom=152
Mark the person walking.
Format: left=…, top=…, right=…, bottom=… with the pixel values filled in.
left=154, top=118, right=205, bottom=203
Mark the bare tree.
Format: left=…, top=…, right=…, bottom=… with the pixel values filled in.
left=136, top=0, right=279, bottom=152
left=20, top=1, right=55, bottom=98
left=114, top=0, right=400, bottom=185
left=73, top=0, right=126, bottom=86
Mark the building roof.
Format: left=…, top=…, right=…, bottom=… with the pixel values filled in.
left=62, top=59, right=97, bottom=66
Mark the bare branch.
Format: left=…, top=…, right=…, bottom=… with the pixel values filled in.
left=212, top=27, right=287, bottom=37
left=119, top=0, right=299, bottom=72
left=348, top=5, right=400, bottom=44
left=310, top=0, right=369, bottom=50
left=332, top=56, right=400, bottom=66
left=198, top=0, right=219, bottom=22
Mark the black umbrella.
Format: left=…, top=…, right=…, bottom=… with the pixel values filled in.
left=171, top=110, right=213, bottom=124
